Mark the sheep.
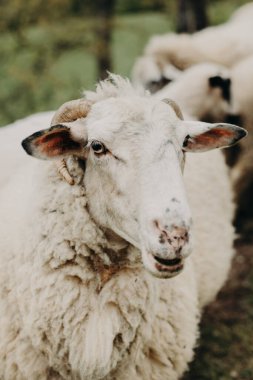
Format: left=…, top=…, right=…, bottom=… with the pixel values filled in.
left=0, top=74, right=246, bottom=380
left=153, top=62, right=233, bottom=123
left=132, top=2, right=253, bottom=92
left=132, top=55, right=182, bottom=93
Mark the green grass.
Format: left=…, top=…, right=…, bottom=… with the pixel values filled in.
left=0, top=12, right=172, bottom=126
left=113, top=12, right=172, bottom=76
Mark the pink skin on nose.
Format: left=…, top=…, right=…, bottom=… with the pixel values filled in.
left=153, top=220, right=189, bottom=255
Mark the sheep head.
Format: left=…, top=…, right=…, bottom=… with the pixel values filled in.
left=21, top=77, right=247, bottom=278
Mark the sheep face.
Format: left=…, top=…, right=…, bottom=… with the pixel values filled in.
left=22, top=88, right=246, bottom=278
left=84, top=98, right=192, bottom=278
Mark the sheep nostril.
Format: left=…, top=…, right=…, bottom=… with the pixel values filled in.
left=159, top=233, right=167, bottom=244
left=168, top=227, right=189, bottom=248
left=153, top=220, right=189, bottom=248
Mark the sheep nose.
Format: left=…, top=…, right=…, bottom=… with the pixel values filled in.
left=154, top=220, right=189, bottom=253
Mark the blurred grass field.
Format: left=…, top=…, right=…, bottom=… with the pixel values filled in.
left=0, top=0, right=250, bottom=127
left=0, top=12, right=171, bottom=126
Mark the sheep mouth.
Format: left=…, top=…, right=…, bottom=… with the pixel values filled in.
left=143, top=251, right=184, bottom=278
left=152, top=255, right=184, bottom=274
left=153, top=256, right=181, bottom=267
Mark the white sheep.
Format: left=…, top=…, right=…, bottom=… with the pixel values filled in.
left=132, top=2, right=253, bottom=91
left=0, top=75, right=246, bottom=380
left=154, top=62, right=233, bottom=122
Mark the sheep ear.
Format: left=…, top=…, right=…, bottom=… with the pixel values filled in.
left=182, top=121, right=247, bottom=152
left=209, top=75, right=231, bottom=102
left=21, top=120, right=87, bottom=160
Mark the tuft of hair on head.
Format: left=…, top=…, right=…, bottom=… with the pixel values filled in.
left=84, top=73, right=149, bottom=103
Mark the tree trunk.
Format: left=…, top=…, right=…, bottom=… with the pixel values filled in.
left=190, top=0, right=208, bottom=31
left=177, top=0, right=208, bottom=33
left=93, top=0, right=116, bottom=81
left=177, top=0, right=190, bottom=33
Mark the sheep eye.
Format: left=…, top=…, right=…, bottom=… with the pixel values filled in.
left=91, top=140, right=106, bottom=154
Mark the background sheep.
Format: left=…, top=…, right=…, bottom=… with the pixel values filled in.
left=0, top=75, right=245, bottom=379
left=132, top=2, right=253, bottom=92
left=153, top=62, right=232, bottom=123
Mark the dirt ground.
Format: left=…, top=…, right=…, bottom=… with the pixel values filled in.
left=183, top=237, right=253, bottom=380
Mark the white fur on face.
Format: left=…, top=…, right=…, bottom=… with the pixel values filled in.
left=84, top=97, right=193, bottom=278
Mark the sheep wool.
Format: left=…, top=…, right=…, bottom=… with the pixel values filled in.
left=0, top=75, right=235, bottom=380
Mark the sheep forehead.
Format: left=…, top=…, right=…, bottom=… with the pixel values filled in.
left=87, top=97, right=180, bottom=145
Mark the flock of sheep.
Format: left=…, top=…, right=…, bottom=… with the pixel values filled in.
left=0, top=3, right=252, bottom=380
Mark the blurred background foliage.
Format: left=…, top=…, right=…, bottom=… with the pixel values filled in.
left=0, top=0, right=251, bottom=126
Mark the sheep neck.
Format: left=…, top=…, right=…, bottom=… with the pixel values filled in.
left=35, top=157, right=142, bottom=289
